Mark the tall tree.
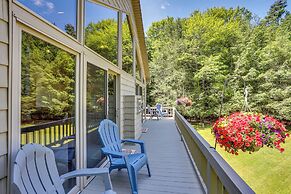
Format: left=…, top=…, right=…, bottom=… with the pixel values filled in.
left=265, top=0, right=288, bottom=25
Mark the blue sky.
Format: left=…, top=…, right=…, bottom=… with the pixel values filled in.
left=141, top=0, right=291, bottom=31
left=18, top=0, right=290, bottom=34
left=18, top=0, right=77, bottom=31
left=18, top=0, right=120, bottom=31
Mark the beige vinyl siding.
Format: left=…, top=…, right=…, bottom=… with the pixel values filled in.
left=0, top=0, right=8, bottom=193
left=120, top=74, right=135, bottom=138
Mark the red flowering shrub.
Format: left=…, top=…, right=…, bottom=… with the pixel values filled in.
left=213, top=112, right=289, bottom=155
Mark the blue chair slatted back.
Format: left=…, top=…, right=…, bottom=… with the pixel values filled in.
left=156, top=104, right=161, bottom=111
left=13, top=143, right=65, bottom=194
left=98, top=119, right=122, bottom=160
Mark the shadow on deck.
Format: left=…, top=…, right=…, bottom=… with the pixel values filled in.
left=82, top=118, right=204, bottom=194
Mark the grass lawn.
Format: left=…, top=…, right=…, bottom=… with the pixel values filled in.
left=193, top=124, right=291, bottom=194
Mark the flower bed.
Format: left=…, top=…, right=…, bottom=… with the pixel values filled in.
left=213, top=112, right=289, bottom=155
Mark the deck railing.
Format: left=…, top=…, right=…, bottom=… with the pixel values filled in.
left=146, top=106, right=174, bottom=117
left=21, top=113, right=104, bottom=147
left=21, top=117, right=76, bottom=146
left=174, top=109, right=255, bottom=194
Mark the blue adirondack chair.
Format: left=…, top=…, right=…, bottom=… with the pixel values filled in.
left=156, top=103, right=164, bottom=119
left=98, top=119, right=151, bottom=194
left=13, top=143, right=115, bottom=194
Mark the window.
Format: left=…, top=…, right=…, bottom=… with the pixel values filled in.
left=18, top=0, right=77, bottom=38
left=86, top=63, right=106, bottom=168
left=136, top=84, right=143, bottom=96
left=85, top=1, right=118, bottom=65
left=108, top=73, right=117, bottom=123
left=21, top=32, right=76, bottom=192
left=122, top=14, right=134, bottom=75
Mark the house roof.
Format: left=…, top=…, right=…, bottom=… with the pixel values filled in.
left=131, top=0, right=150, bottom=81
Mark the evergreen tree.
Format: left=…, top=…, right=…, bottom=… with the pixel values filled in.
left=265, top=0, right=288, bottom=25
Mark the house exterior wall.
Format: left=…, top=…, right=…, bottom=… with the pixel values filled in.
left=120, top=74, right=136, bottom=138
left=0, top=0, right=8, bottom=193
left=0, top=0, right=148, bottom=193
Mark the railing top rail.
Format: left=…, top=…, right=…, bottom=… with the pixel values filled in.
left=147, top=106, right=173, bottom=109
left=175, top=109, right=255, bottom=194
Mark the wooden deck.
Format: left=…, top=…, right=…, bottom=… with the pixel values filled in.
left=81, top=118, right=204, bottom=194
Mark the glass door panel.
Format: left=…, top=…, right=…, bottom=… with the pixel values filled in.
left=86, top=63, right=106, bottom=168
left=20, top=31, right=76, bottom=193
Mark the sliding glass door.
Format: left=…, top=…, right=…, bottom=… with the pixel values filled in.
left=86, top=63, right=106, bottom=168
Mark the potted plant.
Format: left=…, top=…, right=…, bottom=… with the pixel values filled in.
left=213, top=112, right=289, bottom=155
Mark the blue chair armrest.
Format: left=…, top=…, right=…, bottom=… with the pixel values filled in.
left=60, top=168, right=108, bottom=182
left=122, top=139, right=144, bottom=145
left=122, top=139, right=146, bottom=153
left=60, top=168, right=114, bottom=192
left=101, top=148, right=126, bottom=158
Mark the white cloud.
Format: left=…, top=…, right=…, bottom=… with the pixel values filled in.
left=46, top=2, right=54, bottom=10
left=32, top=0, right=54, bottom=12
left=160, top=1, right=170, bottom=10
left=33, top=0, right=43, bottom=6
left=57, top=11, right=64, bottom=14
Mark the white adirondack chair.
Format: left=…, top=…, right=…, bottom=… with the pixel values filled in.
left=13, top=143, right=116, bottom=194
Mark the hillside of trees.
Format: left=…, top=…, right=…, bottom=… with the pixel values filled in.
left=146, top=0, right=291, bottom=123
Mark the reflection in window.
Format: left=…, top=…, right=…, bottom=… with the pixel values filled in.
left=21, top=32, right=76, bottom=193
left=87, top=63, right=106, bottom=168
left=136, top=84, right=143, bottom=96
left=122, top=14, right=134, bottom=75
left=18, top=0, right=77, bottom=38
left=108, top=74, right=117, bottom=123
left=85, top=1, right=118, bottom=65
left=136, top=84, right=139, bottom=95
left=140, top=86, right=143, bottom=96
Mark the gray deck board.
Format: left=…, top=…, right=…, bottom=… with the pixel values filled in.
left=82, top=118, right=204, bottom=194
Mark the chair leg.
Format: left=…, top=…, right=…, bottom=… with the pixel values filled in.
left=146, top=163, right=151, bottom=177
left=127, top=165, right=138, bottom=194
left=109, top=166, right=114, bottom=173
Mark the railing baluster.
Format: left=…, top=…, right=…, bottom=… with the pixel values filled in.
left=49, top=127, right=51, bottom=145
left=44, top=129, right=46, bottom=145
left=38, top=130, right=40, bottom=145
left=63, top=124, right=65, bottom=139
left=51, top=127, right=54, bottom=145
left=33, top=131, right=36, bottom=143
left=26, top=133, right=29, bottom=144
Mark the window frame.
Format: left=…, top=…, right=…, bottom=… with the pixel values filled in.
left=121, top=13, right=135, bottom=76
left=11, top=20, right=82, bottom=194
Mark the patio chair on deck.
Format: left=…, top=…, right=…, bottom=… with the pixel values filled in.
left=13, top=143, right=115, bottom=194
left=98, top=119, right=151, bottom=194
left=156, top=103, right=168, bottom=119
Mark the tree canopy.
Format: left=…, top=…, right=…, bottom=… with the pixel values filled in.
left=146, top=1, right=291, bottom=122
